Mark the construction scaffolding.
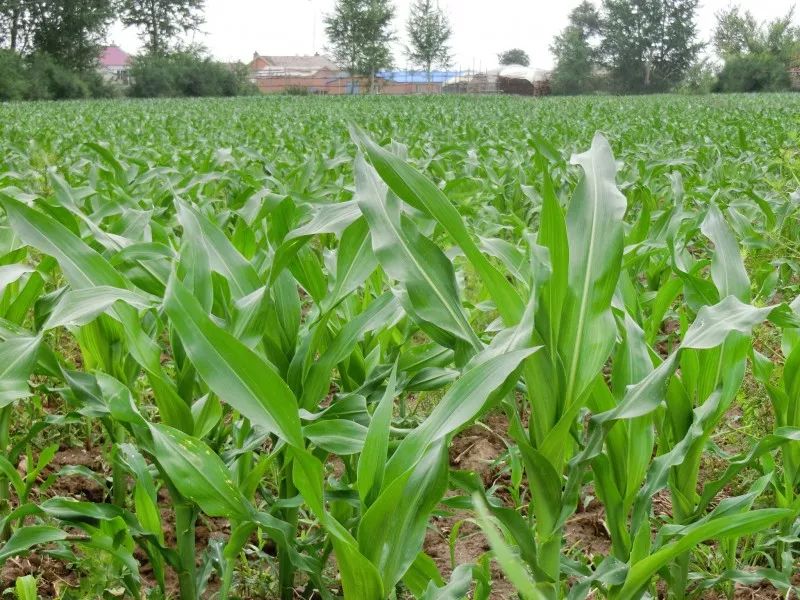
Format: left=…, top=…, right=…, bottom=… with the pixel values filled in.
left=249, top=65, right=550, bottom=96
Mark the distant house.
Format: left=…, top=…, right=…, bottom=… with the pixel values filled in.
left=248, top=52, right=340, bottom=93
left=249, top=53, right=337, bottom=76
left=99, top=46, right=131, bottom=84
left=247, top=53, right=443, bottom=95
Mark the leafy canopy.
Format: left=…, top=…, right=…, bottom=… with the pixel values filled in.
left=119, top=0, right=205, bottom=55
left=325, top=0, right=395, bottom=88
left=405, top=0, right=452, bottom=78
left=498, top=48, right=530, bottom=66
left=600, top=0, right=703, bottom=92
left=550, top=1, right=601, bottom=95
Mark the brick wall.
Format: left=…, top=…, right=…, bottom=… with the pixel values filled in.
left=251, top=72, right=443, bottom=95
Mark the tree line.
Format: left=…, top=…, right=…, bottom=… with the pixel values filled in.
left=550, top=0, right=800, bottom=95
left=1, top=0, right=797, bottom=100
left=0, top=0, right=254, bottom=100
left=326, top=0, right=799, bottom=95
left=325, top=0, right=453, bottom=91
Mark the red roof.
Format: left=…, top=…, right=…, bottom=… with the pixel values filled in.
left=100, top=46, right=130, bottom=68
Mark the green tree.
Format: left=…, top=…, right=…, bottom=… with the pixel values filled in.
left=0, top=0, right=30, bottom=51
left=325, top=0, right=395, bottom=93
left=28, top=0, right=115, bottom=71
left=406, top=0, right=451, bottom=82
left=716, top=52, right=789, bottom=92
left=550, top=1, right=600, bottom=95
left=713, top=5, right=760, bottom=56
left=497, top=48, right=529, bottom=66
left=600, top=0, right=702, bottom=92
left=674, top=57, right=718, bottom=94
left=120, top=0, right=205, bottom=55
left=714, top=5, right=799, bottom=63
left=713, top=5, right=799, bottom=92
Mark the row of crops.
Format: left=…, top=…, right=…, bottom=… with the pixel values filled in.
left=0, top=94, right=798, bottom=599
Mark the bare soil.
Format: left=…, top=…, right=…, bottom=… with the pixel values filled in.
left=3, top=412, right=796, bottom=599
left=1, top=444, right=228, bottom=599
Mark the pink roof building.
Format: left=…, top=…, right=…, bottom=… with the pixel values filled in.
left=100, top=46, right=131, bottom=69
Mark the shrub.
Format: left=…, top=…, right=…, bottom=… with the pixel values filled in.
left=715, top=53, right=791, bottom=92
left=0, top=51, right=116, bottom=102
left=0, top=50, right=30, bottom=101
left=675, top=59, right=718, bottom=94
left=25, top=53, right=90, bottom=100
left=128, top=52, right=257, bottom=98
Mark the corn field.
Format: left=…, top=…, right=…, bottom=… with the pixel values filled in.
left=0, top=94, right=799, bottom=599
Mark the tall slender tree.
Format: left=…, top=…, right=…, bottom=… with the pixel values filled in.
left=325, top=0, right=394, bottom=93
left=0, top=0, right=30, bottom=51
left=119, top=0, right=205, bottom=55
left=600, top=0, right=702, bottom=92
left=550, top=1, right=601, bottom=94
left=406, top=0, right=451, bottom=82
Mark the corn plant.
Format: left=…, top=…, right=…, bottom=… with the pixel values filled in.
left=0, top=94, right=798, bottom=600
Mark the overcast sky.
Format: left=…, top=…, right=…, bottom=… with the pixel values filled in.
left=108, top=0, right=795, bottom=69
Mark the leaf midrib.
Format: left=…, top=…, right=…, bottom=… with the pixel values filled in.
left=363, top=170, right=479, bottom=349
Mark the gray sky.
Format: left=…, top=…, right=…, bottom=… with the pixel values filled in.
left=108, top=0, right=795, bottom=69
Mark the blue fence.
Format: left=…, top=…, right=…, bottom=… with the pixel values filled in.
left=376, top=70, right=471, bottom=84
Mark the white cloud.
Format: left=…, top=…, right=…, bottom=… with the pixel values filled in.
left=108, top=0, right=796, bottom=69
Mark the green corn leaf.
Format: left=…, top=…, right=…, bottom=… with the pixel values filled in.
left=357, top=365, right=397, bottom=506
left=175, top=199, right=261, bottom=299
left=0, top=195, right=190, bottom=430
left=385, top=347, right=536, bottom=487
left=473, top=493, right=546, bottom=600
left=148, top=423, right=254, bottom=521
left=38, top=497, right=135, bottom=526
left=559, top=132, right=627, bottom=408
left=42, top=286, right=156, bottom=331
left=0, top=335, right=40, bottom=407
left=290, top=448, right=384, bottom=600
left=301, top=292, right=400, bottom=409
left=118, top=444, right=163, bottom=543
left=355, top=153, right=480, bottom=350
left=271, top=201, right=362, bottom=282
left=303, top=419, right=368, bottom=455
left=479, top=236, right=529, bottom=286
left=701, top=202, right=750, bottom=301
left=536, top=164, right=569, bottom=353
left=14, top=574, right=37, bottom=600
left=358, top=441, right=449, bottom=591
left=403, top=552, right=446, bottom=598
left=191, top=393, right=223, bottom=439
left=164, top=274, right=304, bottom=447
left=323, top=216, right=378, bottom=312
left=95, top=372, right=151, bottom=429
left=599, top=296, right=791, bottom=423
left=0, top=264, right=34, bottom=292
left=0, top=195, right=127, bottom=290
left=0, top=526, right=67, bottom=562
left=617, top=509, right=795, bottom=600
left=694, top=427, right=800, bottom=515
left=350, top=126, right=523, bottom=324
left=682, top=295, right=773, bottom=349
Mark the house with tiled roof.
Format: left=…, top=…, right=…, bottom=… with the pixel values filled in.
left=99, top=46, right=131, bottom=83
left=249, top=52, right=338, bottom=77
